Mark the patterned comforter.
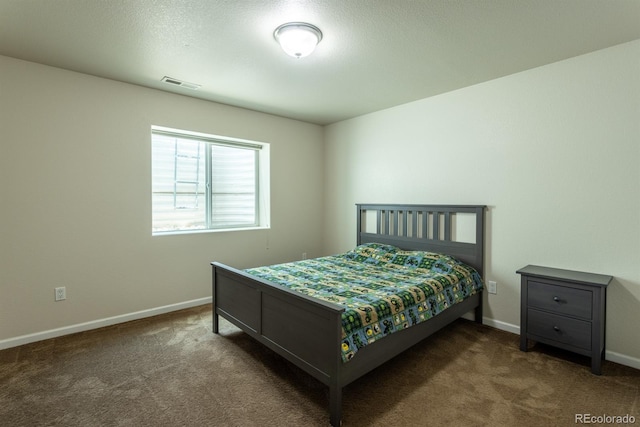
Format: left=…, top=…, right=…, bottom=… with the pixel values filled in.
left=245, top=243, right=484, bottom=362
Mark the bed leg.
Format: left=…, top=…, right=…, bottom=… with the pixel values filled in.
left=329, top=384, right=342, bottom=426
left=474, top=294, right=483, bottom=324
left=212, top=266, right=218, bottom=334
left=213, top=312, right=219, bottom=334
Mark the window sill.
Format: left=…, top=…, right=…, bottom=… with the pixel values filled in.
left=152, top=225, right=270, bottom=237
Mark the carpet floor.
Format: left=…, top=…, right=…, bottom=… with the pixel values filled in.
left=1, top=304, right=638, bottom=426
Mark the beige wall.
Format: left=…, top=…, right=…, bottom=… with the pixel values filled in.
left=323, top=40, right=640, bottom=366
left=0, top=56, right=324, bottom=341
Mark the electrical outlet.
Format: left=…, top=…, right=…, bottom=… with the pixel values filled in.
left=487, top=281, right=497, bottom=295
left=302, top=252, right=307, bottom=260
left=55, top=287, right=66, bottom=301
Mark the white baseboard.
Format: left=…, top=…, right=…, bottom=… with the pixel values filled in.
left=0, top=297, right=212, bottom=351
left=605, top=350, right=640, bottom=371
left=481, top=317, right=520, bottom=335
left=461, top=311, right=520, bottom=335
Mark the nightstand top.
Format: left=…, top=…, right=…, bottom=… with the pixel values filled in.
left=516, top=265, right=612, bottom=287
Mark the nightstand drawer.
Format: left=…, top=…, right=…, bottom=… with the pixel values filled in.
left=528, top=309, right=591, bottom=350
left=527, top=280, right=592, bottom=320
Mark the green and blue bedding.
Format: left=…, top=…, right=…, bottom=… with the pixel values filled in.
left=245, top=243, right=484, bottom=363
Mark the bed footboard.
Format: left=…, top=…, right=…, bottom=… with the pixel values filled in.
left=212, top=261, right=345, bottom=424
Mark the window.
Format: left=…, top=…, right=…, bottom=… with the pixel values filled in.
left=151, top=126, right=270, bottom=235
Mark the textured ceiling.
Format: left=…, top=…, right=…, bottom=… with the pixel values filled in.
left=1, top=0, right=639, bottom=125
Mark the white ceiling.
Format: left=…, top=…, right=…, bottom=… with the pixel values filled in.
left=1, top=0, right=639, bottom=125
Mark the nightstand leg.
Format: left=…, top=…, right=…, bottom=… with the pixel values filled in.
left=591, top=353, right=602, bottom=375
left=520, top=335, right=528, bottom=352
left=519, top=278, right=528, bottom=352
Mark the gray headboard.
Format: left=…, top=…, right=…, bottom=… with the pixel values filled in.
left=356, top=204, right=486, bottom=276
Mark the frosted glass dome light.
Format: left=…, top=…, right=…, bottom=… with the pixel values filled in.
left=274, top=22, right=323, bottom=58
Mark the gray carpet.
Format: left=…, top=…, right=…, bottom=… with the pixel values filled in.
left=1, top=304, right=638, bottom=426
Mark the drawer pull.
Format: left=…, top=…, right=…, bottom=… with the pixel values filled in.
left=553, top=326, right=561, bottom=332
left=553, top=296, right=560, bottom=302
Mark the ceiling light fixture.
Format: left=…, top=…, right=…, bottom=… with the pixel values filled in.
left=274, top=22, right=323, bottom=59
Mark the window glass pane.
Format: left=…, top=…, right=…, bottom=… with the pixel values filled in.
left=211, top=145, right=257, bottom=227
left=152, top=135, right=206, bottom=233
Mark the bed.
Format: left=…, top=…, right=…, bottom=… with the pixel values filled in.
left=211, top=204, right=485, bottom=426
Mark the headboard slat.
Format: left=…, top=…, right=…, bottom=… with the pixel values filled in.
left=411, top=211, right=418, bottom=238
left=392, top=210, right=399, bottom=236
left=422, top=211, right=428, bottom=239
left=444, top=212, right=451, bottom=241
left=432, top=212, right=440, bottom=241
left=402, top=211, right=408, bottom=237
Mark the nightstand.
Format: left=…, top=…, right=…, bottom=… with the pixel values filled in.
left=517, top=265, right=612, bottom=375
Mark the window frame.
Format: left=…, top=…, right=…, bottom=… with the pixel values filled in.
left=151, top=125, right=270, bottom=236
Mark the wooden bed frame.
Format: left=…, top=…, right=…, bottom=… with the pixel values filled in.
left=211, top=204, right=486, bottom=426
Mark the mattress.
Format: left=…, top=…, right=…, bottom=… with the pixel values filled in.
left=245, top=243, right=484, bottom=362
